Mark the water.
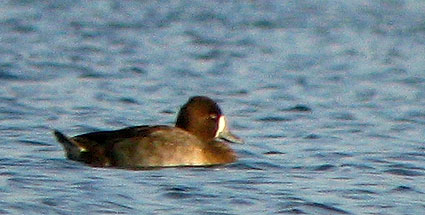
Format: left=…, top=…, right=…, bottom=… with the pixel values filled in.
left=1, top=0, right=425, bottom=214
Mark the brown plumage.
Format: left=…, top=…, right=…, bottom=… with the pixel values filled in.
left=54, top=96, right=243, bottom=168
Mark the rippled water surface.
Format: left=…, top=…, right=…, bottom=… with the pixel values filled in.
left=1, top=1, right=425, bottom=214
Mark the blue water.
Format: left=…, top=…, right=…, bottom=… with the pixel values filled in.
left=1, top=0, right=425, bottom=214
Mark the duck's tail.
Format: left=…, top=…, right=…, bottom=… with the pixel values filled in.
left=53, top=130, right=84, bottom=160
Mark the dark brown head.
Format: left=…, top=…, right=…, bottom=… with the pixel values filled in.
left=175, top=96, right=243, bottom=144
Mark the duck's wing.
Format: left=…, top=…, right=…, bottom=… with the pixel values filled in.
left=53, top=125, right=168, bottom=167
left=73, top=125, right=155, bottom=145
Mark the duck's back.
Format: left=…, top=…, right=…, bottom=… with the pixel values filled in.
left=55, top=126, right=236, bottom=168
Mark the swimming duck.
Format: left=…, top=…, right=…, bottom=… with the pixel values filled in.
left=53, top=96, right=243, bottom=168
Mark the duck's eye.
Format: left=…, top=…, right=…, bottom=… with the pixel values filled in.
left=209, top=114, right=218, bottom=120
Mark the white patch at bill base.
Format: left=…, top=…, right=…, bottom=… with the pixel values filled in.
left=215, top=115, right=226, bottom=137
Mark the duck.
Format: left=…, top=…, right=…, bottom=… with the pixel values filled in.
left=53, top=96, right=244, bottom=168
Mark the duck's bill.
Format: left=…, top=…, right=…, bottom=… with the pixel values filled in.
left=217, top=129, right=244, bottom=144
left=215, top=115, right=244, bottom=144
